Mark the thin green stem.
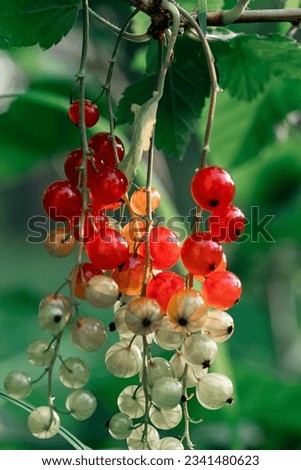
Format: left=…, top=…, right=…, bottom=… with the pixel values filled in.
left=221, top=0, right=252, bottom=25
left=89, top=7, right=150, bottom=42
left=142, top=336, right=151, bottom=448
left=181, top=363, right=195, bottom=450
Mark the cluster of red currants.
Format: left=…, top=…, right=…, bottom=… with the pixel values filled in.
left=3, top=99, right=245, bottom=449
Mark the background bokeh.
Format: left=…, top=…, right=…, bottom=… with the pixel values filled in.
left=1, top=0, right=301, bottom=450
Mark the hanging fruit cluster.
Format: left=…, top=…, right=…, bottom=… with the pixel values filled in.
left=2, top=0, right=246, bottom=451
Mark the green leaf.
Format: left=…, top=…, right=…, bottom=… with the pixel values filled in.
left=117, top=37, right=210, bottom=159
left=0, top=0, right=81, bottom=49
left=215, top=34, right=301, bottom=101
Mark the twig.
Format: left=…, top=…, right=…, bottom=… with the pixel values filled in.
left=221, top=0, right=252, bottom=25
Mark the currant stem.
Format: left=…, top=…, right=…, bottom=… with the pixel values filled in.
left=142, top=336, right=151, bottom=448
left=221, top=0, right=252, bottom=26
left=181, top=363, right=195, bottom=450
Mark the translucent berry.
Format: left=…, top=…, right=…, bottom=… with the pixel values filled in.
left=121, top=218, right=147, bottom=252
left=127, top=424, right=159, bottom=450
left=66, top=389, right=97, bottom=420
left=191, top=166, right=235, bottom=211
left=181, top=232, right=223, bottom=276
left=28, top=406, right=60, bottom=439
left=201, top=309, right=234, bottom=342
left=152, top=377, right=183, bottom=409
left=138, top=226, right=181, bottom=270
left=108, top=413, right=133, bottom=440
left=150, top=404, right=182, bottom=430
left=167, top=289, right=208, bottom=333
left=146, top=271, right=185, bottom=312
left=27, top=339, right=55, bottom=367
left=170, top=351, right=207, bottom=388
left=70, top=263, right=103, bottom=300
left=154, top=316, right=185, bottom=350
left=69, top=99, right=100, bottom=128
left=117, top=385, right=145, bottom=419
left=59, top=357, right=90, bottom=389
left=38, top=294, right=71, bottom=335
left=89, top=167, right=128, bottom=206
left=70, top=316, right=107, bottom=352
left=209, top=205, right=246, bottom=243
left=155, top=437, right=184, bottom=450
left=196, top=373, right=234, bottom=410
left=202, top=270, right=242, bottom=310
left=85, top=275, right=119, bottom=308
left=112, top=255, right=146, bottom=296
left=105, top=341, right=142, bottom=378
left=4, top=371, right=32, bottom=399
left=86, top=228, right=129, bottom=270
left=45, top=227, right=76, bottom=258
left=88, top=132, right=125, bottom=167
left=42, top=180, right=82, bottom=223
left=194, top=252, right=227, bottom=283
left=125, top=297, right=164, bottom=336
left=114, top=303, right=136, bottom=339
left=182, top=332, right=218, bottom=368
left=143, top=357, right=175, bottom=387
left=130, top=186, right=161, bottom=216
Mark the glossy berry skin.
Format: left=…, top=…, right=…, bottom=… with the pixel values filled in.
left=130, top=186, right=161, bottom=216
left=202, top=270, right=242, bottom=310
left=89, top=167, right=128, bottom=206
left=191, top=166, right=235, bottom=211
left=121, top=218, right=147, bottom=252
left=69, top=100, right=100, bottom=128
left=86, top=227, right=129, bottom=270
left=194, top=252, right=227, bottom=282
left=42, top=180, right=82, bottom=222
left=209, top=205, right=246, bottom=243
left=72, top=206, right=107, bottom=243
left=181, top=232, right=223, bottom=276
left=88, top=132, right=125, bottom=167
left=70, top=263, right=103, bottom=300
left=146, top=272, right=185, bottom=312
left=64, top=149, right=102, bottom=186
left=138, top=226, right=181, bottom=270
left=112, top=254, right=146, bottom=296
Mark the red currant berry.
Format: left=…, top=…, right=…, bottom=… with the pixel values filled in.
left=64, top=149, right=99, bottom=186
left=70, top=263, right=103, bottom=300
left=72, top=206, right=107, bottom=243
left=146, top=271, right=185, bottom=312
left=88, top=132, right=125, bottom=167
left=208, top=205, right=246, bottom=243
left=42, top=180, right=82, bottom=223
left=86, top=227, right=130, bottom=270
left=69, top=100, right=100, bottom=128
left=138, top=226, right=181, bottom=270
left=112, top=254, right=146, bottom=296
left=191, top=166, right=235, bottom=211
left=202, top=270, right=242, bottom=310
left=181, top=232, right=223, bottom=276
left=130, top=187, right=161, bottom=216
left=194, top=252, right=227, bottom=282
left=89, top=167, right=128, bottom=206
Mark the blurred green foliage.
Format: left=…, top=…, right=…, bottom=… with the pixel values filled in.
left=0, top=0, right=301, bottom=451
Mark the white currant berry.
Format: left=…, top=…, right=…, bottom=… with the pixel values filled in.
left=108, top=413, right=133, bottom=440
left=167, top=289, right=208, bottom=333
left=86, top=275, right=119, bottom=308
left=27, top=339, right=55, bottom=367
left=182, top=332, right=218, bottom=368
left=151, top=377, right=183, bottom=409
left=27, top=406, right=60, bottom=439
left=196, top=373, right=234, bottom=410
left=201, top=309, right=234, bottom=342
left=38, top=294, right=72, bottom=335
left=127, top=424, right=159, bottom=450
left=125, top=297, right=164, bottom=336
left=170, top=351, right=207, bottom=388
left=155, top=437, right=184, bottom=450
left=59, top=357, right=90, bottom=389
left=114, top=304, right=134, bottom=339
left=149, top=404, right=182, bottom=430
left=70, top=316, right=107, bottom=352
left=154, top=316, right=185, bottom=350
left=4, top=371, right=32, bottom=399
left=117, top=385, right=145, bottom=419
left=105, top=341, right=142, bottom=378
left=66, top=389, right=97, bottom=420
left=142, top=357, right=175, bottom=387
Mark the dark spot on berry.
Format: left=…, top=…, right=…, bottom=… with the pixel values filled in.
left=54, top=314, right=62, bottom=323
left=117, top=292, right=122, bottom=301
left=209, top=199, right=219, bottom=207
left=234, top=298, right=240, bottom=305
left=209, top=263, right=216, bottom=271
left=142, top=318, right=152, bottom=328
left=117, top=263, right=125, bottom=272
left=178, top=318, right=188, bottom=326
left=181, top=395, right=187, bottom=403
left=226, top=397, right=234, bottom=405
left=227, top=325, right=234, bottom=334
left=202, top=360, right=211, bottom=369
left=109, top=322, right=116, bottom=332
left=234, top=228, right=242, bottom=237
